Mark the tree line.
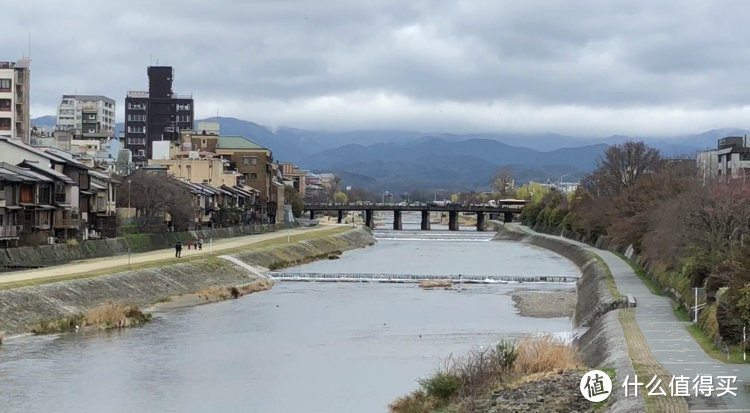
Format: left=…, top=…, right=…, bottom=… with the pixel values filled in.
left=520, top=141, right=750, bottom=346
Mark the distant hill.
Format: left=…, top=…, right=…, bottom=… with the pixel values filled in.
left=299, top=138, right=607, bottom=192
left=30, top=115, right=56, bottom=128
left=30, top=114, right=743, bottom=192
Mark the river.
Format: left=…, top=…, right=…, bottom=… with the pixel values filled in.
left=0, top=224, right=580, bottom=413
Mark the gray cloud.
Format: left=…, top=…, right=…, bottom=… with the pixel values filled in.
left=4, top=0, right=750, bottom=136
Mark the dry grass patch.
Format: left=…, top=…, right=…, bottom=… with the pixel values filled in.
left=513, top=335, right=581, bottom=375
left=31, top=301, right=151, bottom=334
left=389, top=334, right=581, bottom=413
left=197, top=279, right=275, bottom=302
left=419, top=280, right=452, bottom=289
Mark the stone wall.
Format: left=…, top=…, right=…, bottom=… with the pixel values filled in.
left=0, top=223, right=290, bottom=270
left=0, top=227, right=375, bottom=335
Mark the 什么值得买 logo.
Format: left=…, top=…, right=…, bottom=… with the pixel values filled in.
left=580, top=370, right=612, bottom=403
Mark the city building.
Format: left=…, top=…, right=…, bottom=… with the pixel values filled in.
left=696, top=136, right=750, bottom=182
left=56, top=95, right=116, bottom=137
left=124, top=66, right=194, bottom=165
left=213, top=136, right=284, bottom=223
left=0, top=58, right=31, bottom=143
left=278, top=162, right=308, bottom=197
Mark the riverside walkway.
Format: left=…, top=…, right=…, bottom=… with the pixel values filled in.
left=0, top=224, right=343, bottom=287
left=512, top=224, right=750, bottom=412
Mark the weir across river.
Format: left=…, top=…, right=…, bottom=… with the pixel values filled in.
left=304, top=200, right=528, bottom=231
left=269, top=272, right=578, bottom=283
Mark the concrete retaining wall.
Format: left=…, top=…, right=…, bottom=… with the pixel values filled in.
left=496, top=224, right=644, bottom=412
left=0, top=227, right=375, bottom=335
left=0, top=224, right=290, bottom=270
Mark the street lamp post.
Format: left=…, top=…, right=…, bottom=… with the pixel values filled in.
left=127, top=179, right=132, bottom=223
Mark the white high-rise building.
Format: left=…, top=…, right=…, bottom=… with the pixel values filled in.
left=0, top=58, right=31, bottom=143
left=56, top=95, right=116, bottom=136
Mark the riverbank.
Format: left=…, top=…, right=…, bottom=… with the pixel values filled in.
left=0, top=226, right=375, bottom=336
left=390, top=223, right=644, bottom=412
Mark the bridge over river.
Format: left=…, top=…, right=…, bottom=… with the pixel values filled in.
left=304, top=200, right=527, bottom=231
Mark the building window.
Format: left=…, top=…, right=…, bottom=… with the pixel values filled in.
left=250, top=173, right=258, bottom=180
left=137, top=149, right=145, bottom=156
left=0, top=99, right=10, bottom=111
left=128, top=103, right=146, bottom=110
left=176, top=103, right=191, bottom=111
left=128, top=137, right=146, bottom=146
left=177, top=115, right=191, bottom=122
left=243, top=156, right=251, bottom=165
left=127, top=114, right=146, bottom=122
left=0, top=79, right=10, bottom=91
left=127, top=126, right=146, bottom=133
left=0, top=118, right=10, bottom=130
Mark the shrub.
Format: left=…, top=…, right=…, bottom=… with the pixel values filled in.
left=698, top=304, right=720, bottom=342
left=494, top=339, right=518, bottom=371
left=388, top=390, right=436, bottom=413
left=66, top=238, right=79, bottom=247
left=418, top=370, right=462, bottom=401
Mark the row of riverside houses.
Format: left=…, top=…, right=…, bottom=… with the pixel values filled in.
left=10, top=59, right=330, bottom=244
left=0, top=136, right=118, bottom=245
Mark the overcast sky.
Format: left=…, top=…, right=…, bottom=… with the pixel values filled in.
left=5, top=1, right=750, bottom=137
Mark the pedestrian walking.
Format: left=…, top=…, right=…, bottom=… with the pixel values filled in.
left=175, top=241, right=182, bottom=258
left=186, top=240, right=192, bottom=250
left=198, top=239, right=203, bottom=251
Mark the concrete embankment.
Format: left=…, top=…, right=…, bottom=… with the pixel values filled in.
left=495, top=224, right=644, bottom=413
left=0, top=227, right=375, bottom=335
left=0, top=224, right=289, bottom=270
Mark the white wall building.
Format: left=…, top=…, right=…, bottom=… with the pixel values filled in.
left=696, top=136, right=750, bottom=182
left=56, top=95, right=116, bottom=136
left=0, top=58, right=31, bottom=143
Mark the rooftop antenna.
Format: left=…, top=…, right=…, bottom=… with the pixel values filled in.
left=28, top=32, right=31, bottom=58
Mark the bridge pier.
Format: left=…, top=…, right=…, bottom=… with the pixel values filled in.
left=504, top=212, right=513, bottom=223
left=476, top=212, right=485, bottom=231
left=420, top=210, right=431, bottom=230
left=309, top=210, right=315, bottom=220
left=448, top=211, right=459, bottom=231
left=337, top=210, right=344, bottom=224
left=365, top=209, right=374, bottom=229
left=393, top=210, right=402, bottom=230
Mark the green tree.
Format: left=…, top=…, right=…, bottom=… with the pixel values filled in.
left=333, top=191, right=348, bottom=204
left=284, top=185, right=304, bottom=218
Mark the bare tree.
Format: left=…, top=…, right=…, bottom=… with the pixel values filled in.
left=117, top=171, right=194, bottom=229
left=492, top=166, right=514, bottom=196
left=595, top=141, right=661, bottom=196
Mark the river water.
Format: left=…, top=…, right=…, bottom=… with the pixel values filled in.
left=0, top=223, right=579, bottom=413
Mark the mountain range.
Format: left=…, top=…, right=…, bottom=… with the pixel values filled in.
left=31, top=115, right=742, bottom=192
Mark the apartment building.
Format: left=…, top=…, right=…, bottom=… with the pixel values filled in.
left=696, top=136, right=750, bottom=182
left=0, top=58, right=31, bottom=143
left=124, top=66, right=194, bottom=165
left=56, top=95, right=116, bottom=136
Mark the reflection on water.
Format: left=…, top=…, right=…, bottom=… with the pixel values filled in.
left=0, top=228, right=579, bottom=413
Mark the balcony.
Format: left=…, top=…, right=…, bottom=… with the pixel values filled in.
left=54, top=218, right=81, bottom=229
left=0, top=225, right=19, bottom=239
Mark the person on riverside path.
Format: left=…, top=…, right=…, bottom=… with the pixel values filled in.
left=175, top=241, right=182, bottom=258
left=198, top=239, right=203, bottom=251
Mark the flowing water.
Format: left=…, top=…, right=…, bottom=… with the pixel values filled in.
left=0, top=222, right=580, bottom=413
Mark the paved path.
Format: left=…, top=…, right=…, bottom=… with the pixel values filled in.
left=513, top=225, right=750, bottom=411
left=0, top=224, right=346, bottom=286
